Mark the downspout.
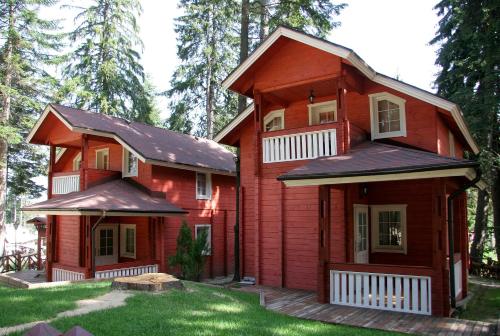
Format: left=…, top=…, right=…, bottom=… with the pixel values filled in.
left=233, top=150, right=241, bottom=282
left=447, top=168, right=481, bottom=310
left=91, top=211, right=107, bottom=278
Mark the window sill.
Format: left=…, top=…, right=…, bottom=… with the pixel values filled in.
left=371, top=248, right=406, bottom=254
left=371, top=131, right=407, bottom=140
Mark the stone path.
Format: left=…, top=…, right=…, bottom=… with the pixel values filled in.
left=0, top=291, right=133, bottom=336
left=236, top=286, right=497, bottom=336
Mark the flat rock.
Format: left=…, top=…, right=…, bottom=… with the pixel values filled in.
left=111, top=273, right=183, bottom=292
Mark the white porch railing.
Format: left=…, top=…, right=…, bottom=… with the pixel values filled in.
left=52, top=174, right=80, bottom=194
left=263, top=129, right=337, bottom=163
left=330, top=270, right=432, bottom=315
left=454, top=259, right=462, bottom=298
left=95, top=264, right=158, bottom=279
left=53, top=268, right=85, bottom=282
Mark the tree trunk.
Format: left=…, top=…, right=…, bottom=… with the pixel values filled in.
left=0, top=0, right=15, bottom=256
left=470, top=189, right=490, bottom=264
left=492, top=169, right=500, bottom=262
left=259, top=0, right=268, bottom=42
left=205, top=6, right=216, bottom=139
left=238, top=0, right=249, bottom=113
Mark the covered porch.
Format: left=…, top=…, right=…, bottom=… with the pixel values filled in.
left=22, top=179, right=187, bottom=282
left=279, top=141, right=482, bottom=316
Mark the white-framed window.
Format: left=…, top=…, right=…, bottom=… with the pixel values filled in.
left=122, top=148, right=138, bottom=177
left=371, top=204, right=407, bottom=254
left=448, top=131, right=456, bottom=158
left=369, top=92, right=407, bottom=140
left=308, top=100, right=337, bottom=125
left=120, top=224, right=136, bottom=258
left=196, top=172, right=212, bottom=200
left=95, top=148, right=109, bottom=170
left=263, top=109, right=285, bottom=132
left=195, top=224, right=211, bottom=256
left=72, top=152, right=82, bottom=171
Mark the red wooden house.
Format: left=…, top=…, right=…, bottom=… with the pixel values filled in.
left=215, top=27, right=484, bottom=317
left=23, top=104, right=236, bottom=282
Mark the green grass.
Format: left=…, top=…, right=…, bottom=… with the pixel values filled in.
left=10, top=282, right=397, bottom=336
left=0, top=281, right=111, bottom=327
left=458, top=283, right=500, bottom=322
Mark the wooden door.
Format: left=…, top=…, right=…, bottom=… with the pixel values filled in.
left=354, top=205, right=369, bottom=264
left=95, top=224, right=118, bottom=266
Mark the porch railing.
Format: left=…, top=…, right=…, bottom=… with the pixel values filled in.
left=0, top=253, right=42, bottom=273
left=52, top=173, right=80, bottom=194
left=263, top=128, right=337, bottom=163
left=330, top=265, right=432, bottom=315
left=52, top=268, right=85, bottom=282
left=95, top=264, right=158, bottom=279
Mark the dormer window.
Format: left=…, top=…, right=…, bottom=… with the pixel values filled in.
left=263, top=109, right=284, bottom=132
left=369, top=92, right=406, bottom=140
left=308, top=100, right=337, bottom=125
left=123, top=148, right=138, bottom=177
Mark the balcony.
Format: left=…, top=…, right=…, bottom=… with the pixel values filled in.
left=52, top=172, right=80, bottom=195
left=263, top=127, right=338, bottom=164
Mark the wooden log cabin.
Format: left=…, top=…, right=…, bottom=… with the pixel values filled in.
left=215, top=27, right=484, bottom=317
left=23, top=105, right=236, bottom=282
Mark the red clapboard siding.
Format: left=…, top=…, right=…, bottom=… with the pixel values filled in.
left=56, top=216, right=80, bottom=267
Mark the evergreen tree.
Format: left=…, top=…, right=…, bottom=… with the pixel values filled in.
left=431, top=0, right=499, bottom=262
left=62, top=0, right=155, bottom=123
left=167, top=0, right=240, bottom=139
left=0, top=0, right=61, bottom=255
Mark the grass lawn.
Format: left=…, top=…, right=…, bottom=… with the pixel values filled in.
left=0, top=281, right=111, bottom=328
left=10, top=282, right=398, bottom=336
left=458, top=282, right=500, bottom=323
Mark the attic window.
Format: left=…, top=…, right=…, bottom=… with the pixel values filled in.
left=369, top=92, right=406, bottom=140
left=263, top=109, right=284, bottom=132
left=308, top=100, right=337, bottom=125
left=123, top=148, right=138, bottom=177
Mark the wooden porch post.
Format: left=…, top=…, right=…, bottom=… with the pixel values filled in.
left=80, top=134, right=89, bottom=191
left=317, top=185, right=331, bottom=303
left=254, top=91, right=263, bottom=284
left=48, top=145, right=55, bottom=199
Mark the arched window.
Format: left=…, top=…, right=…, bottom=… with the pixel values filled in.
left=369, top=92, right=406, bottom=139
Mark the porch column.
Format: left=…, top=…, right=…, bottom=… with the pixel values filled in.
left=317, top=185, right=331, bottom=303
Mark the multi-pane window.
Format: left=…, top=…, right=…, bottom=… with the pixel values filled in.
left=371, top=205, right=407, bottom=253
left=73, top=153, right=82, bottom=171
left=357, top=211, right=368, bottom=251
left=308, top=101, right=337, bottom=125
left=369, top=93, right=406, bottom=139
left=195, top=224, right=212, bottom=256
left=263, top=109, right=285, bottom=132
left=95, top=148, right=109, bottom=170
left=99, top=229, right=114, bottom=256
left=123, top=149, right=138, bottom=177
left=196, top=172, right=211, bottom=200
left=120, top=224, right=136, bottom=258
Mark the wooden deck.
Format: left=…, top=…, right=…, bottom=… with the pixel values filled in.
left=236, top=286, right=497, bottom=336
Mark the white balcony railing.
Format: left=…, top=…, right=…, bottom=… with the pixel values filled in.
left=330, top=269, right=432, bottom=315
left=263, top=129, right=337, bottom=163
left=95, top=264, right=158, bottom=279
left=52, top=174, right=80, bottom=194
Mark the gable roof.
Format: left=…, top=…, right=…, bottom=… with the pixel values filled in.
left=216, top=26, right=479, bottom=154
left=22, top=179, right=187, bottom=216
left=28, top=104, right=236, bottom=175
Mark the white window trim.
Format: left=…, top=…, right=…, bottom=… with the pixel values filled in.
left=120, top=224, right=136, bottom=259
left=72, top=152, right=82, bottom=171
left=196, top=172, right=212, bottom=200
left=448, top=131, right=456, bottom=158
left=195, top=224, right=212, bottom=256
left=371, top=204, right=407, bottom=254
left=308, top=100, right=337, bottom=125
left=263, top=109, right=285, bottom=132
left=369, top=92, right=407, bottom=140
left=122, top=148, right=138, bottom=177
left=95, top=148, right=109, bottom=170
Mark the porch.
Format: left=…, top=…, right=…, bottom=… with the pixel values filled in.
left=237, top=286, right=495, bottom=336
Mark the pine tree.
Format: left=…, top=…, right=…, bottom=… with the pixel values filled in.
left=431, top=0, right=500, bottom=262
left=0, top=0, right=61, bottom=255
left=167, top=0, right=240, bottom=138
left=62, top=0, right=154, bottom=123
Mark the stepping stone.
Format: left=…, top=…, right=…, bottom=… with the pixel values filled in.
left=111, top=273, right=184, bottom=292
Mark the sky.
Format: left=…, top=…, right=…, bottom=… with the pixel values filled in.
left=138, top=0, right=442, bottom=119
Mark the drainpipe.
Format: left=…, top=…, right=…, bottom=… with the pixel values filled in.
left=447, top=168, right=481, bottom=309
left=91, top=211, right=107, bottom=278
left=232, top=150, right=241, bottom=282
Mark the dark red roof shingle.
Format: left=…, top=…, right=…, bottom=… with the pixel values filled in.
left=278, top=142, right=478, bottom=181
left=22, top=179, right=186, bottom=215
left=47, top=104, right=235, bottom=174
